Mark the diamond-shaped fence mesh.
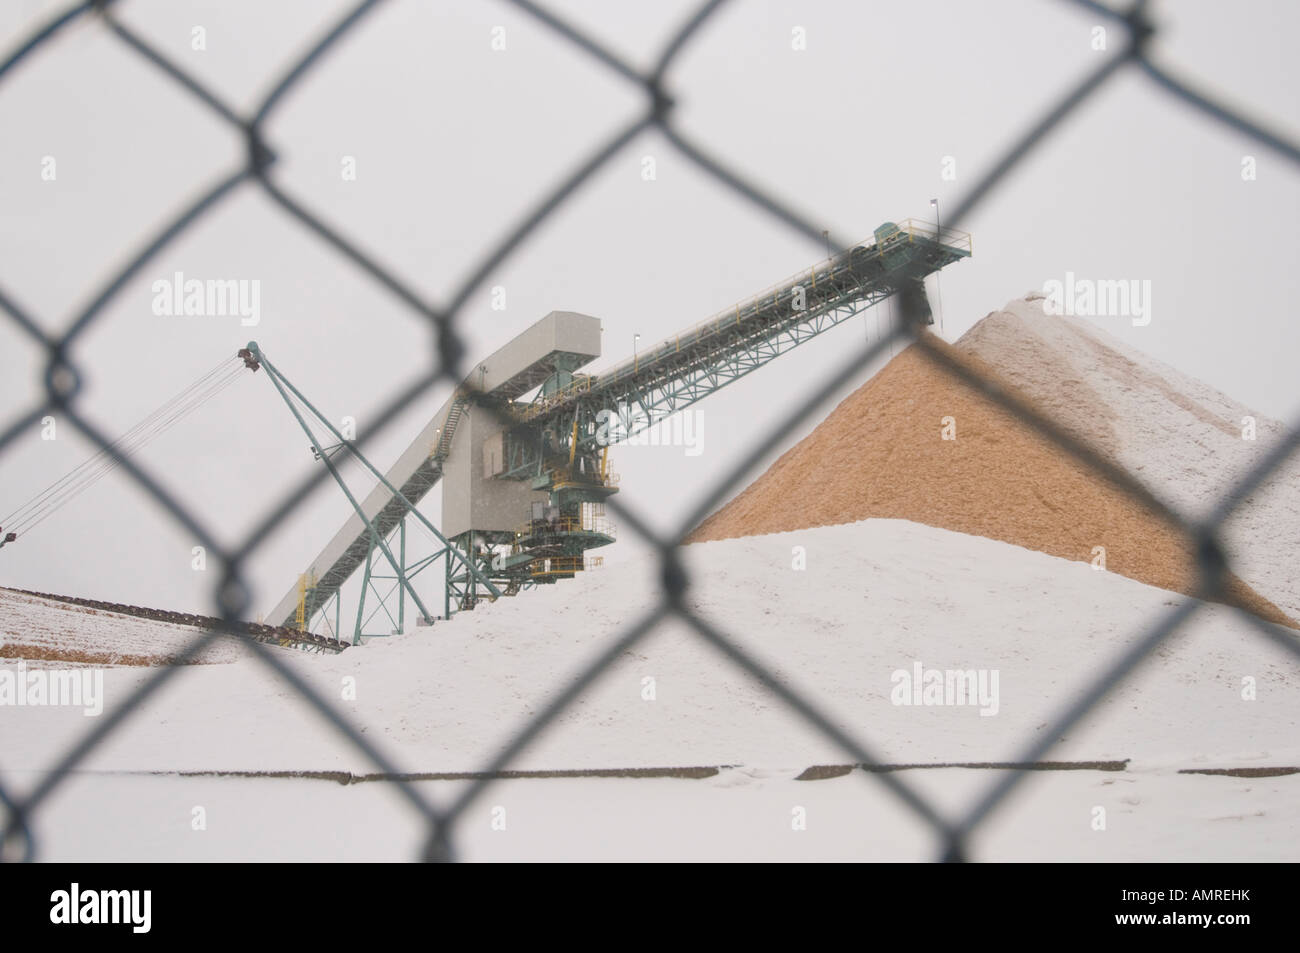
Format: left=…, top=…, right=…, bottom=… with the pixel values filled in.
left=1, top=0, right=1298, bottom=862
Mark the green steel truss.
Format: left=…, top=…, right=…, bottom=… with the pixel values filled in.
left=248, top=345, right=500, bottom=641
left=288, top=390, right=476, bottom=629
left=499, top=219, right=970, bottom=479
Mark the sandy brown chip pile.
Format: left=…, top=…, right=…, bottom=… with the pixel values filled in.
left=687, top=335, right=1294, bottom=628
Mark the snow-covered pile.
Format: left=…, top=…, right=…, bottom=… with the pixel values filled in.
left=6, top=519, right=1296, bottom=774
left=690, top=297, right=1296, bottom=627
left=5, top=519, right=1296, bottom=860
left=957, top=294, right=1300, bottom=622
left=0, top=588, right=253, bottom=667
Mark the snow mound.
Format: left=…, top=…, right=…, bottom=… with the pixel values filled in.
left=5, top=520, right=1296, bottom=776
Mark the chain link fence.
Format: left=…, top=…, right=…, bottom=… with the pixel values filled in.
left=1, top=0, right=1298, bottom=862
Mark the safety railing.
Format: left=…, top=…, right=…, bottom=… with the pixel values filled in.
left=529, top=555, right=584, bottom=578
left=516, top=515, right=617, bottom=540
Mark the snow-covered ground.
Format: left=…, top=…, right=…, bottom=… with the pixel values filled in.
left=13, top=768, right=1295, bottom=862
left=3, top=519, right=1296, bottom=860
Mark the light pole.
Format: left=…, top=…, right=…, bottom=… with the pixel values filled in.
left=634, top=333, right=640, bottom=373
left=930, top=198, right=945, bottom=339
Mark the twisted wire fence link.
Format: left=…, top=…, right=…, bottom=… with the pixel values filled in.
left=1, top=0, right=1298, bottom=863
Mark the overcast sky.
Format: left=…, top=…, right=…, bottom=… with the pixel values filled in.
left=2, top=0, right=1297, bottom=623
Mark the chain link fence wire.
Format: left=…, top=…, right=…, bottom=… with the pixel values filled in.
left=2, top=0, right=1299, bottom=862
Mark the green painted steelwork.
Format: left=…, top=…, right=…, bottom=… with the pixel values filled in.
left=498, top=220, right=969, bottom=484
left=249, top=343, right=501, bottom=641
left=259, top=218, right=969, bottom=634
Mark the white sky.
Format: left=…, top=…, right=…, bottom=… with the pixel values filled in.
left=1, top=0, right=1297, bottom=621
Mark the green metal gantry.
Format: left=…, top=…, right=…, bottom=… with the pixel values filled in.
left=256, top=217, right=970, bottom=640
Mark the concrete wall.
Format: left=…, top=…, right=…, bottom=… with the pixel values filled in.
left=444, top=310, right=602, bottom=538
left=442, top=404, right=548, bottom=539
left=468, top=310, right=602, bottom=398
